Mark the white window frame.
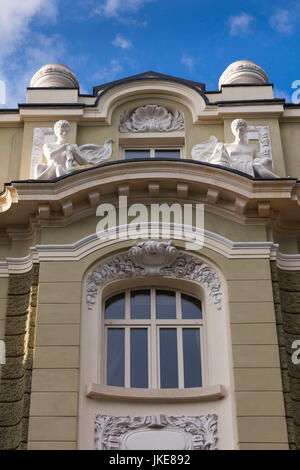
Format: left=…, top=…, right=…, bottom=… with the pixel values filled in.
left=120, top=146, right=185, bottom=160
left=101, top=287, right=206, bottom=389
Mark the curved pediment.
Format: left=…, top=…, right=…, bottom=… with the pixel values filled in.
left=93, top=74, right=208, bottom=124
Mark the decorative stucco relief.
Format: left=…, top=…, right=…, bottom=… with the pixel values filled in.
left=119, top=104, right=185, bottom=132
left=219, top=61, right=269, bottom=87
left=86, top=240, right=222, bottom=310
left=30, top=63, right=79, bottom=88
left=32, top=120, right=113, bottom=180
left=30, top=127, right=55, bottom=178
left=192, top=118, right=277, bottom=178
left=247, top=125, right=274, bottom=170
left=95, top=413, right=218, bottom=450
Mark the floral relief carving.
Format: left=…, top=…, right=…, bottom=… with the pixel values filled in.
left=86, top=240, right=222, bottom=310
left=95, top=413, right=218, bottom=450
left=247, top=125, right=274, bottom=171
left=119, top=104, right=185, bottom=133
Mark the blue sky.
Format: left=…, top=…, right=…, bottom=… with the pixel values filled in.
left=0, top=0, right=299, bottom=107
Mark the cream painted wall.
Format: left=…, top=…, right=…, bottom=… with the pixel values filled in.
left=0, top=127, right=23, bottom=191
left=280, top=122, right=300, bottom=178
left=0, top=81, right=297, bottom=451
left=37, top=210, right=268, bottom=247
left=1, top=93, right=300, bottom=184
left=25, top=239, right=288, bottom=450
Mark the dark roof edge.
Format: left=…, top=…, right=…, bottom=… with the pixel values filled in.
left=18, top=103, right=85, bottom=109
left=94, top=76, right=209, bottom=107
left=284, top=103, right=300, bottom=108
left=220, top=83, right=274, bottom=88
left=0, top=108, right=19, bottom=113
left=215, top=98, right=285, bottom=106
left=93, top=71, right=205, bottom=94
left=27, top=87, right=80, bottom=91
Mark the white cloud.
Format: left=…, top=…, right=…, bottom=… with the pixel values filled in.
left=273, top=88, right=291, bottom=102
left=91, top=59, right=123, bottom=84
left=4, top=33, right=66, bottom=107
left=229, top=12, right=255, bottom=36
left=0, top=0, right=57, bottom=62
left=181, top=55, right=195, bottom=72
left=0, top=1, right=63, bottom=107
left=270, top=10, right=294, bottom=34
left=113, top=34, right=132, bottom=49
left=93, top=0, right=153, bottom=18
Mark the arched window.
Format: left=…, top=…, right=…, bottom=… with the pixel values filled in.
left=103, top=288, right=204, bottom=389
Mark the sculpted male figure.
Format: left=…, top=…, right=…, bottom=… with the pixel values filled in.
left=192, top=119, right=278, bottom=178
left=35, top=120, right=112, bottom=180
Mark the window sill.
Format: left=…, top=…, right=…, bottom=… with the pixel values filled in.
left=86, top=383, right=225, bottom=402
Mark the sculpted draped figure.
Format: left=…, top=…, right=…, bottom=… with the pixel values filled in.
left=35, top=120, right=113, bottom=180
left=192, top=118, right=278, bottom=178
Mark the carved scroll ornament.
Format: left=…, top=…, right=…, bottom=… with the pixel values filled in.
left=95, top=413, right=218, bottom=450
left=86, top=240, right=222, bottom=310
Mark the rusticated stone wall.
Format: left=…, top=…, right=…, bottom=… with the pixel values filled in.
left=0, top=265, right=39, bottom=450
left=270, top=262, right=300, bottom=449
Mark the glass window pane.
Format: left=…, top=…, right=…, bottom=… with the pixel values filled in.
left=155, top=149, right=180, bottom=159
left=159, top=328, right=178, bottom=388
left=107, top=328, right=125, bottom=387
left=156, top=290, right=176, bottom=319
left=105, top=293, right=125, bottom=319
left=130, top=290, right=151, bottom=319
left=130, top=329, right=148, bottom=388
left=125, top=150, right=150, bottom=159
left=181, top=294, right=202, bottom=319
left=183, top=329, right=202, bottom=388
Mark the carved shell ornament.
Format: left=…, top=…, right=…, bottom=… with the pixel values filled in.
left=119, top=105, right=185, bottom=133
left=86, top=240, right=222, bottom=310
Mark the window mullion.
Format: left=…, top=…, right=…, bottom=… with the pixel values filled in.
left=177, top=327, right=184, bottom=388
left=200, top=326, right=206, bottom=386
left=176, top=291, right=182, bottom=319
left=125, top=327, right=130, bottom=388
left=125, top=290, right=130, bottom=320
left=151, top=288, right=158, bottom=388
left=147, top=325, right=151, bottom=388
left=103, top=325, right=108, bottom=385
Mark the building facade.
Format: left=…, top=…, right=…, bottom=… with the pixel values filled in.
left=0, top=60, right=300, bottom=450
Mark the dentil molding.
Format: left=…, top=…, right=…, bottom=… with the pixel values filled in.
left=95, top=413, right=218, bottom=450
left=86, top=240, right=222, bottom=310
